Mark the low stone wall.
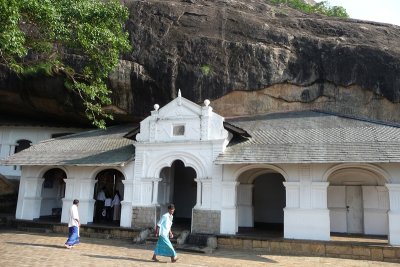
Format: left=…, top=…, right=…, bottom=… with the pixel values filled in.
left=12, top=219, right=141, bottom=240
left=192, top=209, right=220, bottom=234
left=217, top=236, right=400, bottom=263
left=53, top=224, right=140, bottom=239
left=132, top=206, right=159, bottom=229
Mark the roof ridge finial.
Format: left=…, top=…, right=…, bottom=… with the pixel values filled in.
left=178, top=89, right=182, bottom=98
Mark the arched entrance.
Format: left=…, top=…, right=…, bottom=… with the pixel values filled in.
left=237, top=169, right=286, bottom=237
left=93, top=169, right=125, bottom=224
left=40, top=168, right=66, bottom=222
left=158, top=160, right=197, bottom=227
left=327, top=167, right=389, bottom=236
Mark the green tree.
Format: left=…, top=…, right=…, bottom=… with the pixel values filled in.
left=0, top=0, right=131, bottom=128
left=269, top=0, right=349, bottom=18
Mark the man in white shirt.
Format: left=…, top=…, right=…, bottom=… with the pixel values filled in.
left=152, top=204, right=178, bottom=262
left=65, top=199, right=80, bottom=249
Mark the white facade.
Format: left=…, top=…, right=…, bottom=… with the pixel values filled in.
left=10, top=94, right=400, bottom=246
left=0, top=125, right=84, bottom=180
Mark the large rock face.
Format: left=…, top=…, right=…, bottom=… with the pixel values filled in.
left=1, top=0, right=400, bottom=124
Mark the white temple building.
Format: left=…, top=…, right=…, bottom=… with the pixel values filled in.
left=2, top=92, right=400, bottom=245
left=0, top=117, right=86, bottom=211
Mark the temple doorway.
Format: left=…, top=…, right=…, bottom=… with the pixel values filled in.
left=237, top=170, right=286, bottom=237
left=158, top=160, right=197, bottom=228
left=39, top=168, right=66, bottom=222
left=93, top=169, right=125, bottom=224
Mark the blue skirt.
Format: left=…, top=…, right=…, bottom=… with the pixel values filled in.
left=154, top=236, right=177, bottom=257
left=65, top=226, right=80, bottom=246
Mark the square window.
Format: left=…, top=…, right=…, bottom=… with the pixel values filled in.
left=173, top=125, right=185, bottom=136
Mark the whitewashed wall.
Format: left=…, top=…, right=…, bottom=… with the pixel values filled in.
left=16, top=163, right=133, bottom=225
left=0, top=126, right=85, bottom=179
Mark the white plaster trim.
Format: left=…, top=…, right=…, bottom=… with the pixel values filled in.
left=89, top=166, right=126, bottom=179
left=233, top=164, right=289, bottom=182
left=38, top=166, right=69, bottom=178
left=322, top=163, right=391, bottom=183
left=146, top=152, right=205, bottom=178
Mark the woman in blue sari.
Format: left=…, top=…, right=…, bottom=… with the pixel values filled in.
left=152, top=204, right=178, bottom=262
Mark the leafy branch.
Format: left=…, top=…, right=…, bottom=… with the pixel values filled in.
left=0, top=0, right=131, bottom=128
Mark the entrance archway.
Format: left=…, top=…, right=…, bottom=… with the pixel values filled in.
left=40, top=168, right=66, bottom=221
left=93, top=169, right=125, bottom=224
left=158, top=160, right=196, bottom=227
left=327, top=167, right=389, bottom=236
left=237, top=169, right=286, bottom=237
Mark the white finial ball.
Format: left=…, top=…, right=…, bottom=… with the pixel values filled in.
left=204, top=99, right=210, bottom=107
left=154, top=104, right=159, bottom=111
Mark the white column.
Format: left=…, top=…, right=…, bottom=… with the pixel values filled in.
left=62, top=178, right=97, bottom=224
left=237, top=184, right=253, bottom=227
left=141, top=178, right=153, bottom=204
left=386, top=183, right=400, bottom=245
left=200, top=105, right=212, bottom=140
left=311, top=182, right=329, bottom=209
left=16, top=177, right=43, bottom=220
left=120, top=179, right=134, bottom=227
left=75, top=179, right=96, bottom=224
left=151, top=178, right=162, bottom=205
left=220, top=181, right=238, bottom=234
left=201, top=178, right=212, bottom=209
left=283, top=182, right=329, bottom=241
left=194, top=178, right=202, bottom=208
left=283, top=182, right=300, bottom=208
left=62, top=178, right=77, bottom=223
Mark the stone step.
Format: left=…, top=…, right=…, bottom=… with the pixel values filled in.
left=17, top=226, right=52, bottom=234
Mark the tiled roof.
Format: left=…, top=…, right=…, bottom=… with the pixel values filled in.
left=216, top=111, right=400, bottom=164
left=1, top=124, right=135, bottom=166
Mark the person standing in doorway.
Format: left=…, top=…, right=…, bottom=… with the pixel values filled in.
left=95, top=187, right=106, bottom=222
left=104, top=194, right=112, bottom=222
left=65, top=199, right=80, bottom=249
left=111, top=190, right=121, bottom=223
left=152, top=204, right=178, bottom=263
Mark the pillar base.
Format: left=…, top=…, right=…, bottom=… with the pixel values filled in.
left=388, top=211, right=400, bottom=245
left=284, top=208, right=330, bottom=241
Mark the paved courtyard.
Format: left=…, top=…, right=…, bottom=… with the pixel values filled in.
left=0, top=230, right=397, bottom=267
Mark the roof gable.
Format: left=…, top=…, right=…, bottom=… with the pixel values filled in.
left=136, top=91, right=228, bottom=143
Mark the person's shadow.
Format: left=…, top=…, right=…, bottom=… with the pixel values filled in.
left=83, top=254, right=158, bottom=263
left=7, top=241, right=64, bottom=249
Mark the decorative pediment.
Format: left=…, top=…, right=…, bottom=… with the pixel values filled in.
left=136, top=90, right=228, bottom=143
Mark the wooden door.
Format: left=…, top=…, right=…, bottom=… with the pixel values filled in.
left=346, top=186, right=363, bottom=234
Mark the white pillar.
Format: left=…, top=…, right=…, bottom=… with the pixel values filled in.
left=220, top=181, right=238, bottom=234
left=284, top=182, right=330, bottom=241
left=77, top=179, right=96, bottom=224
left=237, top=184, right=253, bottom=227
left=194, top=178, right=202, bottom=208
left=62, top=178, right=97, bottom=224
left=120, top=200, right=132, bottom=227
left=151, top=178, right=162, bottom=205
left=201, top=178, right=212, bottom=209
left=16, top=177, right=43, bottom=220
left=120, top=179, right=134, bottom=227
left=386, top=183, right=400, bottom=245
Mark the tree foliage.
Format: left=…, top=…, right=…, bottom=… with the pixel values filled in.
left=0, top=0, right=131, bottom=128
left=269, top=0, right=349, bottom=18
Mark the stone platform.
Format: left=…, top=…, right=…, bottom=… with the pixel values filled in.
left=217, top=234, right=400, bottom=263
left=8, top=217, right=400, bottom=263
